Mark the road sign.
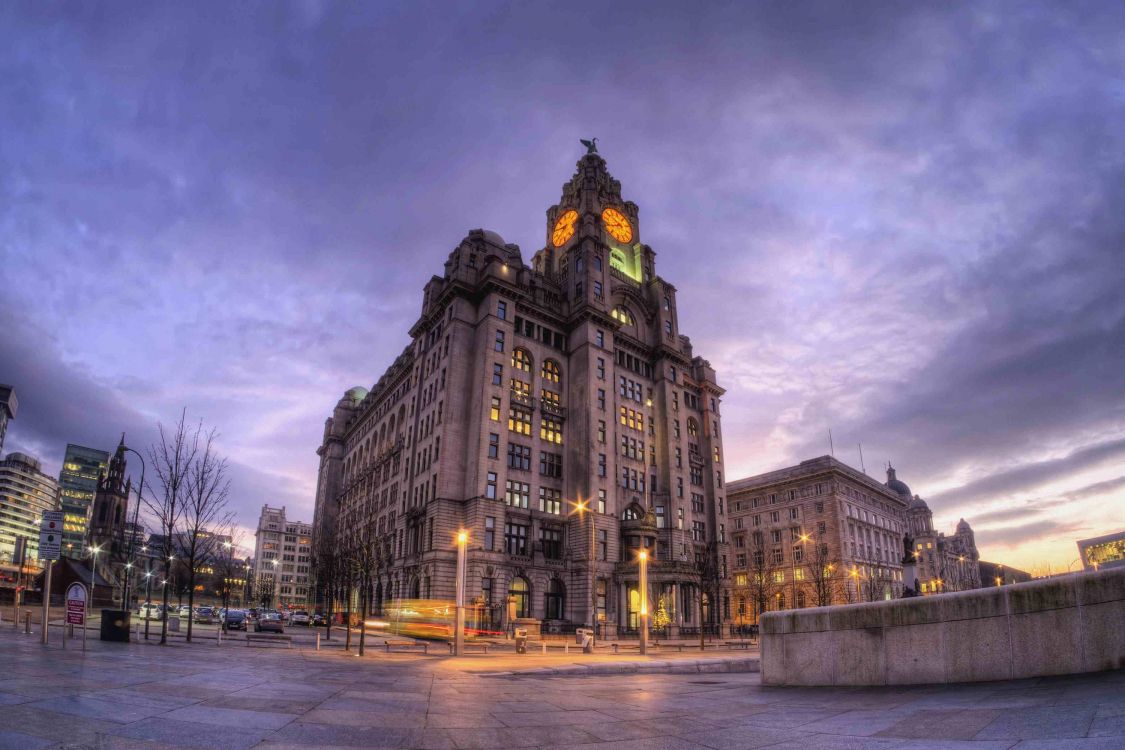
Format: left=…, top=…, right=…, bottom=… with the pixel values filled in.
left=66, top=582, right=87, bottom=626
left=38, top=511, right=63, bottom=560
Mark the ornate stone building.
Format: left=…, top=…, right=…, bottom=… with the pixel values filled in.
left=88, top=436, right=132, bottom=600
left=727, top=458, right=983, bottom=619
left=313, top=149, right=730, bottom=636
left=890, top=465, right=981, bottom=594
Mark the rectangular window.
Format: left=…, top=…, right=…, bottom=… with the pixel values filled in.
left=596, top=329, right=605, bottom=347
left=655, top=505, right=665, bottom=529
left=790, top=507, right=800, bottom=520
left=593, top=280, right=603, bottom=299
left=597, top=420, right=606, bottom=443
left=677, top=508, right=684, bottom=529
left=597, top=529, right=608, bottom=561
left=691, top=493, right=704, bottom=513
left=597, top=357, right=605, bottom=380
left=504, top=522, right=528, bottom=555
left=504, top=480, right=530, bottom=508
left=540, top=416, right=563, bottom=444
left=540, top=527, right=563, bottom=559
left=485, top=472, right=497, bottom=500
left=539, top=451, right=563, bottom=478
left=494, top=330, right=505, bottom=352
left=598, top=489, right=606, bottom=514
left=692, top=520, right=706, bottom=542
left=772, top=548, right=784, bottom=565
left=598, top=453, right=607, bottom=477
left=597, top=388, right=606, bottom=410
left=487, top=433, right=500, bottom=459
left=490, top=397, right=501, bottom=422
left=793, top=545, right=804, bottom=563
left=539, top=487, right=562, bottom=515
left=497, top=300, right=507, bottom=320
left=484, top=516, right=495, bottom=550
left=507, top=443, right=531, bottom=471
left=492, top=363, right=503, bottom=386
left=508, top=406, right=532, bottom=435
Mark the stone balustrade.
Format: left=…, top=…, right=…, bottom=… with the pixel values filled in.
left=760, top=566, right=1125, bottom=686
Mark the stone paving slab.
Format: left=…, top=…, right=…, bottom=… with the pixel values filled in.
left=0, top=628, right=1122, bottom=749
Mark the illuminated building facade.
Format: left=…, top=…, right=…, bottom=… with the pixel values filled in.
left=252, top=505, right=313, bottom=609
left=57, top=443, right=109, bottom=559
left=0, top=452, right=59, bottom=585
left=896, top=468, right=982, bottom=594
left=314, top=150, right=730, bottom=636
left=727, top=457, right=910, bottom=617
left=1077, top=530, right=1125, bottom=571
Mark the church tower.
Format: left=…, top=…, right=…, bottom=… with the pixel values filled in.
left=89, top=434, right=131, bottom=559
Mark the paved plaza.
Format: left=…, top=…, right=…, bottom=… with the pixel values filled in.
left=0, top=628, right=1122, bottom=749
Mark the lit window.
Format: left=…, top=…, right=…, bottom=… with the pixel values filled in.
left=611, top=306, right=634, bottom=325
left=541, top=359, right=561, bottom=383
left=512, top=348, right=532, bottom=372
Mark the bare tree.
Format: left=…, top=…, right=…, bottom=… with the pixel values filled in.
left=311, top=532, right=340, bottom=640
left=694, top=540, right=722, bottom=650
left=347, top=516, right=381, bottom=657
left=214, top=523, right=245, bottom=622
left=745, top=533, right=781, bottom=625
left=143, top=410, right=195, bottom=645
left=178, top=427, right=231, bottom=642
left=804, top=534, right=841, bottom=607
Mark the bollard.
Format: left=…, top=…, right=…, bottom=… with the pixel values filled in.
left=25, top=612, right=31, bottom=634
left=316, top=632, right=321, bottom=651
left=541, top=641, right=547, bottom=654
left=217, top=624, right=222, bottom=645
left=564, top=643, right=569, bottom=654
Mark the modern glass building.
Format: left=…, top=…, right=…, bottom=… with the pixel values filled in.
left=57, top=444, right=109, bottom=559
left=0, top=452, right=59, bottom=584
left=1078, top=530, right=1125, bottom=571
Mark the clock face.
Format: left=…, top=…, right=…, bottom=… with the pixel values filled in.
left=552, top=210, right=578, bottom=247
left=601, top=207, right=633, bottom=244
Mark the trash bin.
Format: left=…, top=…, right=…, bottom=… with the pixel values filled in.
left=100, top=609, right=131, bottom=642
left=576, top=628, right=594, bottom=653
left=514, top=628, right=527, bottom=654
left=167, top=616, right=181, bottom=633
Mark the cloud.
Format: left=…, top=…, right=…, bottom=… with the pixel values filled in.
left=975, top=519, right=1085, bottom=550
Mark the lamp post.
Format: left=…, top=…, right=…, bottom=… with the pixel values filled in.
left=638, top=549, right=649, bottom=655
left=119, top=445, right=145, bottom=613
left=143, top=569, right=153, bottom=640
left=271, top=559, right=279, bottom=608
left=453, top=530, right=468, bottom=657
left=221, top=541, right=233, bottom=614
left=244, top=564, right=251, bottom=607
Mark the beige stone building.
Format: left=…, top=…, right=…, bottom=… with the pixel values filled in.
left=727, top=456, right=911, bottom=619
left=313, top=150, right=730, bottom=636
left=727, top=458, right=983, bottom=620
left=252, top=505, right=313, bottom=609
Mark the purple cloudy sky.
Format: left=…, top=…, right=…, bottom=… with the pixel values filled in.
left=2, top=1, right=1123, bottom=571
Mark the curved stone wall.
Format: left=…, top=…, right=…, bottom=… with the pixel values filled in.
left=760, top=567, right=1125, bottom=686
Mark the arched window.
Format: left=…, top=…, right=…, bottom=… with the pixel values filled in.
left=796, top=590, right=807, bottom=608
left=541, top=359, right=561, bottom=384
left=611, top=305, right=634, bottom=325
left=622, top=505, right=642, bottom=521
left=776, top=593, right=786, bottom=611
left=687, top=418, right=699, bottom=438
left=663, top=296, right=671, bottom=311
left=512, top=348, right=532, bottom=373
left=510, top=576, right=531, bottom=619
left=545, top=579, right=566, bottom=620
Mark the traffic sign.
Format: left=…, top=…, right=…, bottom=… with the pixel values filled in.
left=65, top=582, right=87, bottom=626
left=38, top=511, right=63, bottom=561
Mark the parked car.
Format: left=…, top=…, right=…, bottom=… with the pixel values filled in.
left=255, top=613, right=284, bottom=634
left=311, top=612, right=326, bottom=626
left=137, top=604, right=165, bottom=621
left=290, top=611, right=310, bottom=626
left=223, top=609, right=248, bottom=631
left=178, top=604, right=192, bottom=618
left=193, top=606, right=214, bottom=624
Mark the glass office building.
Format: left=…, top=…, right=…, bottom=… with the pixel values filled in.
left=57, top=444, right=109, bottom=559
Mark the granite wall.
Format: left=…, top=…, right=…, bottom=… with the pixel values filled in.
left=760, top=567, right=1125, bottom=686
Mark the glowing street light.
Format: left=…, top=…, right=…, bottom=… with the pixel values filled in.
left=570, top=497, right=596, bottom=633
left=453, top=530, right=468, bottom=656
left=638, top=549, right=649, bottom=656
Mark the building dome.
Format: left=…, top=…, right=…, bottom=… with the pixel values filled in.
left=481, top=229, right=507, bottom=248
left=885, top=465, right=912, bottom=500
left=344, top=386, right=368, bottom=403
left=909, top=495, right=930, bottom=512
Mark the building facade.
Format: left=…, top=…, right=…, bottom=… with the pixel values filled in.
left=57, top=444, right=109, bottom=559
left=252, top=505, right=312, bottom=609
left=892, top=466, right=982, bottom=595
left=0, top=385, right=16, bottom=455
left=727, top=456, right=910, bottom=618
left=313, top=151, right=730, bottom=636
left=1077, top=530, right=1125, bottom=571
left=0, top=452, right=60, bottom=587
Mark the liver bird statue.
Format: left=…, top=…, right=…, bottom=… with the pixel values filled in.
left=580, top=137, right=598, bottom=155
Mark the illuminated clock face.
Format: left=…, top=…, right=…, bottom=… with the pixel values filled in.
left=551, top=210, right=578, bottom=247
left=601, top=207, right=633, bottom=244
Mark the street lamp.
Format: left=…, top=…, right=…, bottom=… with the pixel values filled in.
left=453, top=530, right=468, bottom=657
left=143, top=569, right=153, bottom=640
left=638, top=549, right=649, bottom=655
